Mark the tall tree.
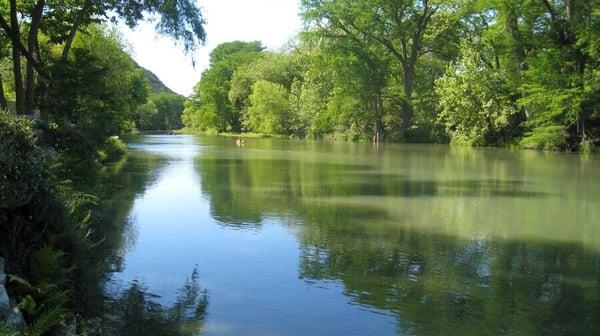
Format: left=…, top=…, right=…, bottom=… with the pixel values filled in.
left=0, top=0, right=206, bottom=115
left=302, top=0, right=460, bottom=138
left=183, top=41, right=263, bottom=132
left=8, top=0, right=24, bottom=114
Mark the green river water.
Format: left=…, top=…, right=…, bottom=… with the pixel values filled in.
left=94, top=134, right=600, bottom=335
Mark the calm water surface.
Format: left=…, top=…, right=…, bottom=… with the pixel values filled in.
left=96, top=134, right=600, bottom=335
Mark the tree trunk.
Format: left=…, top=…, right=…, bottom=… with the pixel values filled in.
left=372, top=94, right=384, bottom=143
left=60, top=0, right=92, bottom=63
left=402, top=62, right=415, bottom=134
left=503, top=4, right=530, bottom=121
left=0, top=74, right=7, bottom=110
left=9, top=0, right=24, bottom=115
left=25, top=0, right=45, bottom=115
left=0, top=16, right=47, bottom=79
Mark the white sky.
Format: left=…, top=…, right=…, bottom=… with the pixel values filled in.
left=118, top=0, right=303, bottom=96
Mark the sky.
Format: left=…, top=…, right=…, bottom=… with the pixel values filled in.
left=118, top=0, right=303, bottom=96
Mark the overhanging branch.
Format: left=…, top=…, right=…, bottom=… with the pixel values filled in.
left=0, top=14, right=48, bottom=79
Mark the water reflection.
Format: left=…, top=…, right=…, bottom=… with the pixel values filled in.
left=94, top=268, right=208, bottom=336
left=71, top=150, right=169, bottom=318
left=85, top=146, right=210, bottom=335
left=93, top=135, right=600, bottom=335
left=194, top=137, right=600, bottom=334
left=299, top=219, right=600, bottom=335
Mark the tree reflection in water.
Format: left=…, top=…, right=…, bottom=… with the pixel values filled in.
left=95, top=268, right=208, bottom=336
left=84, top=148, right=208, bottom=335
left=194, top=140, right=600, bottom=335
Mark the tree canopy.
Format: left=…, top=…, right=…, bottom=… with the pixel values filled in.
left=0, top=0, right=205, bottom=116
left=183, top=0, right=600, bottom=151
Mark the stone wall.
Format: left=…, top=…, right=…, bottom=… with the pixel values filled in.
left=0, top=257, right=25, bottom=333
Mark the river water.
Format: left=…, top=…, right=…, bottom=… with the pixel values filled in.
left=95, top=134, right=600, bottom=335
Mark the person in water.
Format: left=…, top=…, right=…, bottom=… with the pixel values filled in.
left=236, top=137, right=246, bottom=146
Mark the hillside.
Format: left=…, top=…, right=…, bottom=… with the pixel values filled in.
left=133, top=62, right=180, bottom=96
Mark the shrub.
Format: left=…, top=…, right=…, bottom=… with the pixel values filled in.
left=0, top=112, right=97, bottom=334
left=98, top=137, right=127, bottom=163
left=0, top=112, right=49, bottom=208
left=244, top=80, right=290, bottom=135
left=520, top=125, right=568, bottom=150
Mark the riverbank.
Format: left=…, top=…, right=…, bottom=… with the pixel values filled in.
left=177, top=128, right=287, bottom=139
left=0, top=257, right=25, bottom=333
left=0, top=112, right=131, bottom=335
left=176, top=128, right=598, bottom=153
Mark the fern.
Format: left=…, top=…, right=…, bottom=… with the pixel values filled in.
left=0, top=322, right=19, bottom=336
left=22, top=307, right=66, bottom=336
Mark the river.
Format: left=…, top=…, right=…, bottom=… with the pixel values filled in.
left=92, top=134, right=600, bottom=335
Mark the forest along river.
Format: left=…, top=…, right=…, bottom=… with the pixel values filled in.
left=95, top=134, right=600, bottom=335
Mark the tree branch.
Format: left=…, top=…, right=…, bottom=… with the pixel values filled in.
left=60, top=0, right=93, bottom=63
left=0, top=14, right=47, bottom=79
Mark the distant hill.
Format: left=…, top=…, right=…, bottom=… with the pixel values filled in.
left=133, top=61, right=181, bottom=96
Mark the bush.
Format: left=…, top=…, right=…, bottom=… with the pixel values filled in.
left=520, top=125, right=568, bottom=150
left=244, top=80, right=290, bottom=135
left=98, top=137, right=127, bottom=163
left=0, top=112, right=97, bottom=334
left=579, top=141, right=598, bottom=153
left=0, top=112, right=50, bottom=209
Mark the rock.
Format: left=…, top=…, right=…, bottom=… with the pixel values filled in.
left=4, top=303, right=25, bottom=332
left=0, top=257, right=6, bottom=286
left=0, top=257, right=5, bottom=286
left=0, top=285, right=9, bottom=316
left=60, top=315, right=77, bottom=336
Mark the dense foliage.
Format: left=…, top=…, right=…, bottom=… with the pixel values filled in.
left=0, top=112, right=94, bottom=334
left=183, top=41, right=264, bottom=133
left=184, top=0, right=600, bottom=151
left=135, top=92, right=186, bottom=131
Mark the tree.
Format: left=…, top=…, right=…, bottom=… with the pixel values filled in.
left=436, top=47, right=518, bottom=146
left=135, top=100, right=158, bottom=131
left=183, top=41, right=263, bottom=132
left=181, top=0, right=600, bottom=150
left=514, top=0, right=600, bottom=150
left=245, top=80, right=290, bottom=135
left=302, top=0, right=462, bottom=138
left=229, top=51, right=305, bottom=127
left=0, top=34, right=9, bottom=110
left=150, top=93, right=185, bottom=130
left=44, top=26, right=149, bottom=154
left=0, top=0, right=206, bottom=115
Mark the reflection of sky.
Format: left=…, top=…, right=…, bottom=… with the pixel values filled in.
left=126, top=135, right=201, bottom=160
left=111, top=137, right=398, bottom=335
